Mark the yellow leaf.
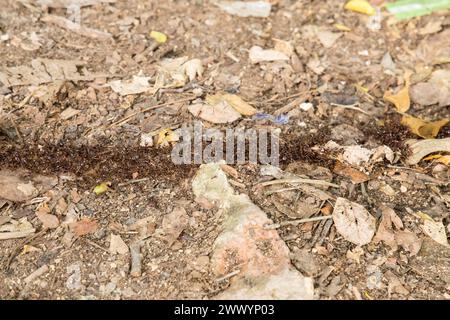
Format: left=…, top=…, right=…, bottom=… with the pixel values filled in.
left=20, top=244, right=40, bottom=255
left=334, top=24, right=352, bottom=32
left=157, top=128, right=179, bottom=147
left=423, top=154, right=450, bottom=165
left=206, top=93, right=257, bottom=116
left=401, top=115, right=449, bottom=139
left=416, top=211, right=434, bottom=222
left=344, top=0, right=376, bottom=15
left=93, top=182, right=110, bottom=195
left=383, top=71, right=412, bottom=113
left=150, top=31, right=167, bottom=44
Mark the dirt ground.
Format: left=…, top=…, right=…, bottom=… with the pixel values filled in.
left=0, top=0, right=449, bottom=300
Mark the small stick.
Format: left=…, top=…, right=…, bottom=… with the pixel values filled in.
left=215, top=269, right=241, bottom=282
left=24, top=265, right=49, bottom=284
left=82, top=238, right=109, bottom=253
left=118, top=178, right=150, bottom=187
left=259, top=178, right=339, bottom=188
left=264, top=215, right=333, bottom=229
left=330, top=103, right=372, bottom=116
left=130, top=241, right=142, bottom=277
left=0, top=229, right=36, bottom=240
left=111, top=96, right=195, bottom=127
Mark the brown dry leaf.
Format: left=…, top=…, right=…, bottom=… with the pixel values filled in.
left=273, top=38, right=294, bottom=57
left=206, top=93, right=257, bottom=116
left=421, top=218, right=449, bottom=247
left=332, top=197, right=376, bottom=246
left=36, top=211, right=59, bottom=229
left=69, top=217, right=98, bottom=237
left=188, top=101, right=241, bottom=124
left=161, top=207, right=189, bottom=246
left=383, top=71, right=411, bottom=113
left=333, top=161, right=369, bottom=184
left=372, top=205, right=403, bottom=250
left=0, top=58, right=100, bottom=86
left=401, top=115, right=449, bottom=139
left=385, top=270, right=410, bottom=296
left=395, top=230, right=422, bottom=256
left=0, top=169, right=38, bottom=202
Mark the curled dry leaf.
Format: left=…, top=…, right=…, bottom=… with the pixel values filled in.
left=344, top=0, right=376, bottom=15
left=406, top=138, right=450, bottom=165
left=332, top=197, right=376, bottom=246
left=395, top=230, right=422, bottom=256
left=401, top=115, right=449, bottom=139
left=69, top=217, right=98, bottom=237
left=183, top=59, right=203, bottom=82
left=383, top=71, right=411, bottom=113
left=36, top=211, right=59, bottom=229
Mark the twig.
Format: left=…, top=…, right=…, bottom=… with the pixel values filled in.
left=330, top=103, right=372, bottom=116
left=0, top=229, right=36, bottom=240
left=259, top=178, right=339, bottom=188
left=130, top=241, right=142, bottom=277
left=264, top=215, right=333, bottom=229
left=24, top=265, right=49, bottom=284
left=4, top=228, right=48, bottom=270
left=118, top=178, right=150, bottom=187
left=111, top=96, right=195, bottom=127
left=82, top=238, right=109, bottom=253
left=215, top=269, right=241, bottom=282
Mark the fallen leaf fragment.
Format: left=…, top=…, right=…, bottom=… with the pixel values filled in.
left=421, top=218, right=448, bottom=247
left=215, top=1, right=272, bottom=18
left=150, top=30, right=167, bottom=43
left=345, top=0, right=376, bottom=15
left=109, top=233, right=129, bottom=254
left=69, top=217, right=98, bottom=237
left=383, top=71, right=411, bottom=112
left=316, top=30, right=342, bottom=48
left=0, top=170, right=38, bottom=202
left=249, top=46, right=289, bottom=64
left=333, top=161, right=369, bottom=184
left=161, top=207, right=189, bottom=246
left=108, top=75, right=152, bottom=96
left=206, top=93, right=257, bottom=116
left=406, top=138, right=450, bottom=165
left=373, top=205, right=403, bottom=250
left=188, top=101, right=241, bottom=124
left=183, top=59, right=204, bottom=82
left=157, top=128, right=179, bottom=147
left=395, top=230, right=422, bottom=256
left=401, top=115, right=449, bottom=139
left=332, top=197, right=376, bottom=246
left=334, top=24, right=351, bottom=32
left=93, top=182, right=110, bottom=195
left=36, top=211, right=59, bottom=229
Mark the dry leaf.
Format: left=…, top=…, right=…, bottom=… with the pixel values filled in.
left=0, top=170, right=38, bottom=202
left=373, top=205, right=403, bottom=250
left=70, top=218, right=98, bottom=237
left=342, top=145, right=373, bottom=166
left=332, top=197, right=376, bottom=246
left=0, top=58, right=100, bottom=86
left=109, top=233, right=129, bottom=254
left=273, top=38, right=294, bottom=57
left=188, top=101, right=241, bottom=123
left=157, top=128, right=179, bottom=147
left=422, top=219, right=448, bottom=247
left=108, top=75, right=152, bottom=96
left=344, top=0, right=375, bottom=15
left=401, top=115, right=449, bottom=139
left=93, top=182, right=110, bottom=195
left=383, top=71, right=411, bottom=113
left=333, top=161, right=369, bottom=184
left=395, top=230, right=422, bottom=256
left=249, top=46, right=289, bottom=64
left=150, top=30, right=167, bottom=43
left=406, top=138, right=450, bottom=165
left=184, top=59, right=203, bottom=82
left=36, top=211, right=59, bottom=229
left=161, top=207, right=189, bottom=246
left=316, top=30, right=342, bottom=48
left=206, top=93, right=257, bottom=116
